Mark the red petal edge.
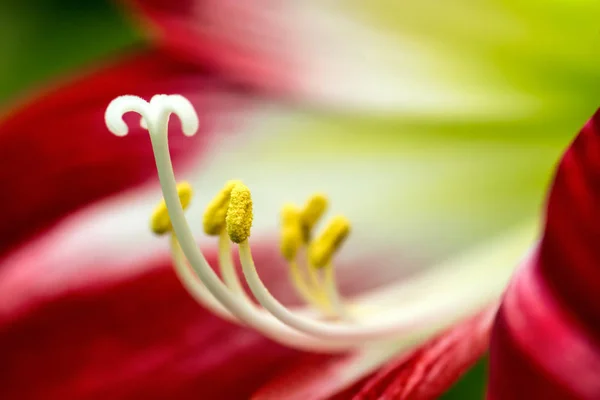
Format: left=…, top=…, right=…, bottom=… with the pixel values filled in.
left=354, top=305, right=496, bottom=400
left=0, top=48, right=247, bottom=259
left=488, top=108, right=600, bottom=400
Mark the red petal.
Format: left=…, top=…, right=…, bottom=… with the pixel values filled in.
left=538, top=109, right=600, bottom=329
left=0, top=243, right=317, bottom=400
left=0, top=48, right=246, bottom=258
left=352, top=305, right=496, bottom=400
left=488, top=109, right=600, bottom=399
left=123, top=0, right=298, bottom=95
left=488, top=258, right=600, bottom=400
left=252, top=306, right=495, bottom=400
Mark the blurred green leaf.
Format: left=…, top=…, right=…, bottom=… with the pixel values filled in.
left=0, top=0, right=140, bottom=104
left=441, top=356, right=488, bottom=399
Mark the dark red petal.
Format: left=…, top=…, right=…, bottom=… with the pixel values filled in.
left=0, top=48, right=247, bottom=258
left=122, top=0, right=298, bottom=95
left=538, top=109, right=600, bottom=329
left=0, top=244, right=320, bottom=400
left=488, top=257, right=600, bottom=400
left=488, top=108, right=600, bottom=399
left=351, top=305, right=496, bottom=400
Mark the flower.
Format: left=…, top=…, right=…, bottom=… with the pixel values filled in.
left=488, top=109, right=600, bottom=400
left=0, top=0, right=598, bottom=399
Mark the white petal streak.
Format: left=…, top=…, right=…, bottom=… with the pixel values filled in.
left=191, top=0, right=537, bottom=118
left=287, top=1, right=537, bottom=118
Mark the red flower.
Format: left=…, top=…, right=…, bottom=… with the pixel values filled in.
left=0, top=1, right=557, bottom=399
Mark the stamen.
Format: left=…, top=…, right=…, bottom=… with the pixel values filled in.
left=226, top=183, right=253, bottom=244
left=300, top=193, right=328, bottom=241
left=203, top=180, right=242, bottom=235
left=322, top=262, right=351, bottom=320
left=280, top=204, right=303, bottom=261
left=149, top=188, right=234, bottom=321
left=217, top=228, right=248, bottom=297
left=280, top=203, right=333, bottom=313
left=150, top=182, right=193, bottom=235
left=106, top=95, right=359, bottom=352
left=309, top=216, right=351, bottom=268
left=170, top=234, right=235, bottom=321
left=239, top=240, right=434, bottom=340
left=229, top=187, right=443, bottom=339
left=288, top=259, right=330, bottom=310
left=298, top=194, right=330, bottom=298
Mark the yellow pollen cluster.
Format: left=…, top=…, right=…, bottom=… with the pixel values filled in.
left=203, top=180, right=242, bottom=235
left=226, top=183, right=253, bottom=243
left=309, top=216, right=351, bottom=268
left=280, top=204, right=303, bottom=261
left=299, top=194, right=328, bottom=241
left=150, top=181, right=193, bottom=235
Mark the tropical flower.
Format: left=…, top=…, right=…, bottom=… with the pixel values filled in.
left=0, top=0, right=598, bottom=399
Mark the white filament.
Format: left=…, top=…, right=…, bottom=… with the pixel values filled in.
left=323, top=264, right=351, bottom=321
left=239, top=241, right=434, bottom=340
left=170, top=235, right=234, bottom=322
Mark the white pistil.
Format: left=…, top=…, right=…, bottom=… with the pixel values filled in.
left=106, top=95, right=362, bottom=352
left=170, top=235, right=234, bottom=322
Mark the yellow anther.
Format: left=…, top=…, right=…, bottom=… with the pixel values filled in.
left=280, top=204, right=303, bottom=261
left=308, top=216, right=351, bottom=268
left=226, top=183, right=253, bottom=243
left=203, top=180, right=242, bottom=235
left=150, top=181, right=193, bottom=235
left=300, top=193, right=328, bottom=241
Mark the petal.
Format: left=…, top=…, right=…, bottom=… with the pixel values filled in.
left=488, top=259, right=600, bottom=400
left=123, top=0, right=297, bottom=95
left=349, top=1, right=600, bottom=118
left=124, top=1, right=600, bottom=118
left=251, top=222, right=533, bottom=399
left=353, top=305, right=496, bottom=400
left=253, top=306, right=495, bottom=400
left=253, top=329, right=445, bottom=400
left=0, top=48, right=246, bottom=258
left=0, top=243, right=317, bottom=399
left=488, top=109, right=600, bottom=399
left=119, top=1, right=592, bottom=288
left=538, top=109, right=600, bottom=327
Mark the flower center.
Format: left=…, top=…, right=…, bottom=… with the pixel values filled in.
left=104, top=94, right=522, bottom=353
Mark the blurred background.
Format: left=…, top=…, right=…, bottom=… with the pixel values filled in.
left=0, top=0, right=598, bottom=398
